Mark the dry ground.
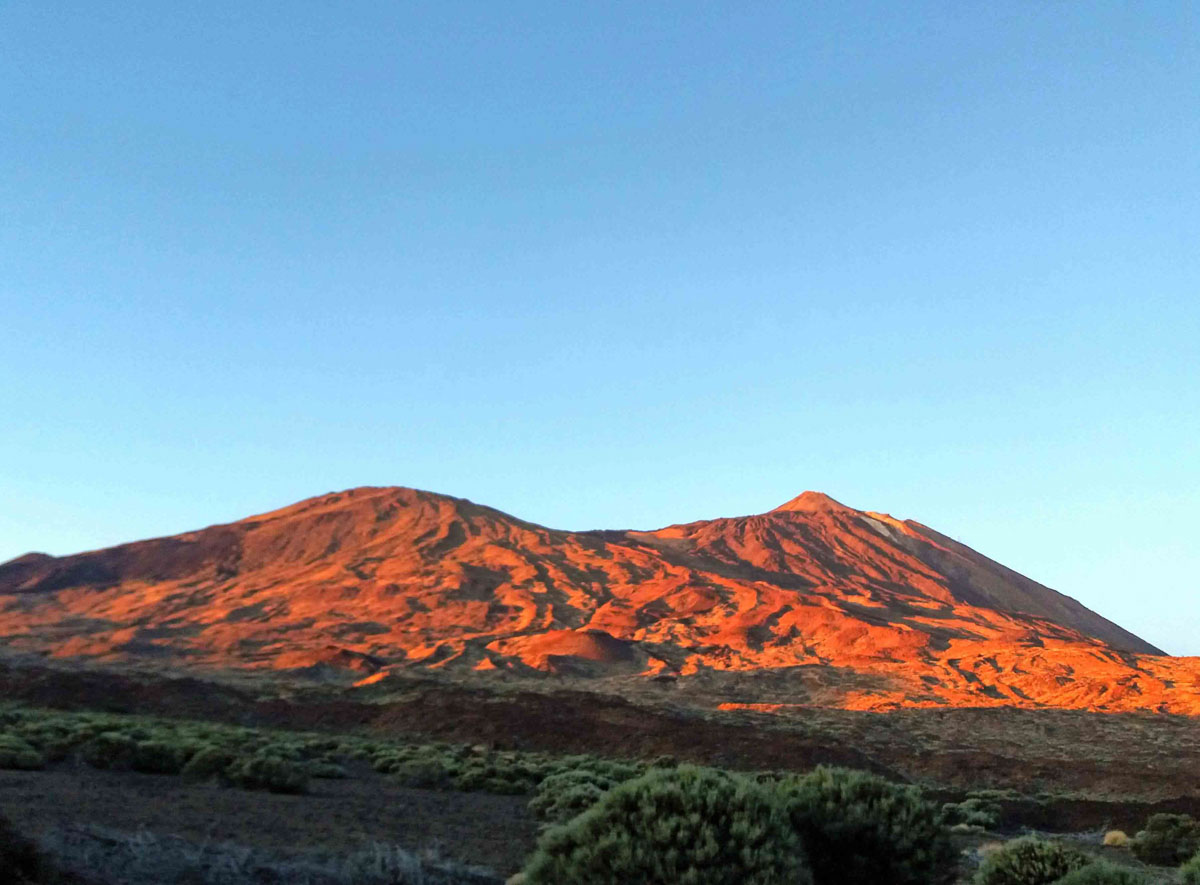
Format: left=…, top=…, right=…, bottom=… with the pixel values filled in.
left=0, top=761, right=537, bottom=877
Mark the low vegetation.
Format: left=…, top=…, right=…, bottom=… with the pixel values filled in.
left=1051, top=861, right=1152, bottom=884
left=779, top=764, right=957, bottom=885
left=227, top=751, right=311, bottom=794
left=0, top=704, right=643, bottom=799
left=0, top=734, right=45, bottom=771
left=527, top=768, right=623, bottom=825
left=973, top=836, right=1090, bottom=885
left=1102, top=830, right=1130, bottom=848
left=4, top=702, right=1200, bottom=885
left=523, top=765, right=811, bottom=885
left=79, top=731, right=138, bottom=770
left=946, top=795, right=1004, bottom=831
left=179, top=744, right=233, bottom=780
left=1130, top=812, right=1200, bottom=865
left=1181, top=852, right=1200, bottom=885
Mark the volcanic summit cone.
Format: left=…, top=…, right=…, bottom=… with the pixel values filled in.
left=2, top=486, right=1197, bottom=713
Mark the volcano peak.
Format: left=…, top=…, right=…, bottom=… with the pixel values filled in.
left=770, top=490, right=850, bottom=514
left=0, top=484, right=1186, bottom=713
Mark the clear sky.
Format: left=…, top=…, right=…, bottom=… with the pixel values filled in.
left=2, top=3, right=1197, bottom=653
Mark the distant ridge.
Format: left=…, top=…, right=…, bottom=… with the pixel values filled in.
left=3, top=485, right=1197, bottom=714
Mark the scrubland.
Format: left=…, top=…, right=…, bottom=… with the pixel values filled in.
left=2, top=703, right=1199, bottom=885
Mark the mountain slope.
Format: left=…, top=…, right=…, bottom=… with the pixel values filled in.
left=2, top=486, right=1196, bottom=713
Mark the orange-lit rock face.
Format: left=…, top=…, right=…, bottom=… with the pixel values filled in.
left=3, top=486, right=1199, bottom=713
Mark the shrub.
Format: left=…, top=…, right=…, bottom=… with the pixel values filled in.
left=255, top=741, right=303, bottom=761
left=1130, top=813, right=1200, bottom=866
left=370, top=751, right=410, bottom=774
left=1051, top=861, right=1152, bottom=885
left=308, top=761, right=348, bottom=779
left=346, top=743, right=377, bottom=761
left=81, top=731, right=138, bottom=770
left=451, top=762, right=497, bottom=792
left=529, top=769, right=618, bottom=824
left=566, top=759, right=641, bottom=782
left=31, top=736, right=75, bottom=764
left=300, top=736, right=341, bottom=754
left=944, top=796, right=1002, bottom=830
left=1181, top=852, right=1200, bottom=885
left=479, top=775, right=526, bottom=795
left=779, top=765, right=956, bottom=885
left=228, top=754, right=309, bottom=794
left=12, top=722, right=79, bottom=762
left=544, top=755, right=639, bottom=782
left=973, top=836, right=1090, bottom=885
left=131, top=740, right=193, bottom=775
left=1102, top=831, right=1129, bottom=848
left=0, top=735, right=45, bottom=771
left=452, top=757, right=539, bottom=794
left=181, top=745, right=233, bottom=781
left=390, top=758, right=453, bottom=789
left=523, top=765, right=810, bottom=885
left=969, top=788, right=1023, bottom=801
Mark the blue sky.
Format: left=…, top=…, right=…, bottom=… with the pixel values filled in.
left=2, top=2, right=1197, bottom=653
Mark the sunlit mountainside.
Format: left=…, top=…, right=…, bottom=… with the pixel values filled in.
left=3, top=486, right=1197, bottom=714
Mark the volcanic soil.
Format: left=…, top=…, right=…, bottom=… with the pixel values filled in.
left=5, top=486, right=1198, bottom=716
left=0, top=763, right=536, bottom=876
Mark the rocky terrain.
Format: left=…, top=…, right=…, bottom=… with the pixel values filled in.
left=3, top=485, right=1198, bottom=714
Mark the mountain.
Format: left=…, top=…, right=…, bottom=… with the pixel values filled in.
left=2, top=486, right=1197, bottom=713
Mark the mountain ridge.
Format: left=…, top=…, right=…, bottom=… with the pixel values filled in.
left=2, top=485, right=1195, bottom=714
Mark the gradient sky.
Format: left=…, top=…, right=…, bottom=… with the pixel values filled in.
left=2, top=3, right=1198, bottom=653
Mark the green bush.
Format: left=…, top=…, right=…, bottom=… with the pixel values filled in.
left=554, top=758, right=641, bottom=782
left=228, top=754, right=309, bottom=794
left=451, top=761, right=498, bottom=792
left=180, top=745, right=233, bottom=781
left=1051, top=861, right=1151, bottom=884
left=529, top=769, right=618, bottom=824
left=974, top=837, right=1090, bottom=885
left=308, top=761, right=348, bottom=779
left=81, top=731, right=138, bottom=770
left=255, top=741, right=303, bottom=761
left=778, top=766, right=956, bottom=885
left=390, top=758, right=453, bottom=789
left=479, top=775, right=526, bottom=795
left=1180, top=852, right=1200, bottom=885
left=1130, top=813, right=1200, bottom=866
left=11, top=722, right=81, bottom=763
left=30, top=736, right=75, bottom=763
left=523, top=765, right=810, bottom=885
left=300, top=736, right=341, bottom=754
left=944, top=796, right=1002, bottom=830
left=0, top=735, right=45, bottom=771
left=453, top=757, right=539, bottom=794
left=131, top=740, right=193, bottom=775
